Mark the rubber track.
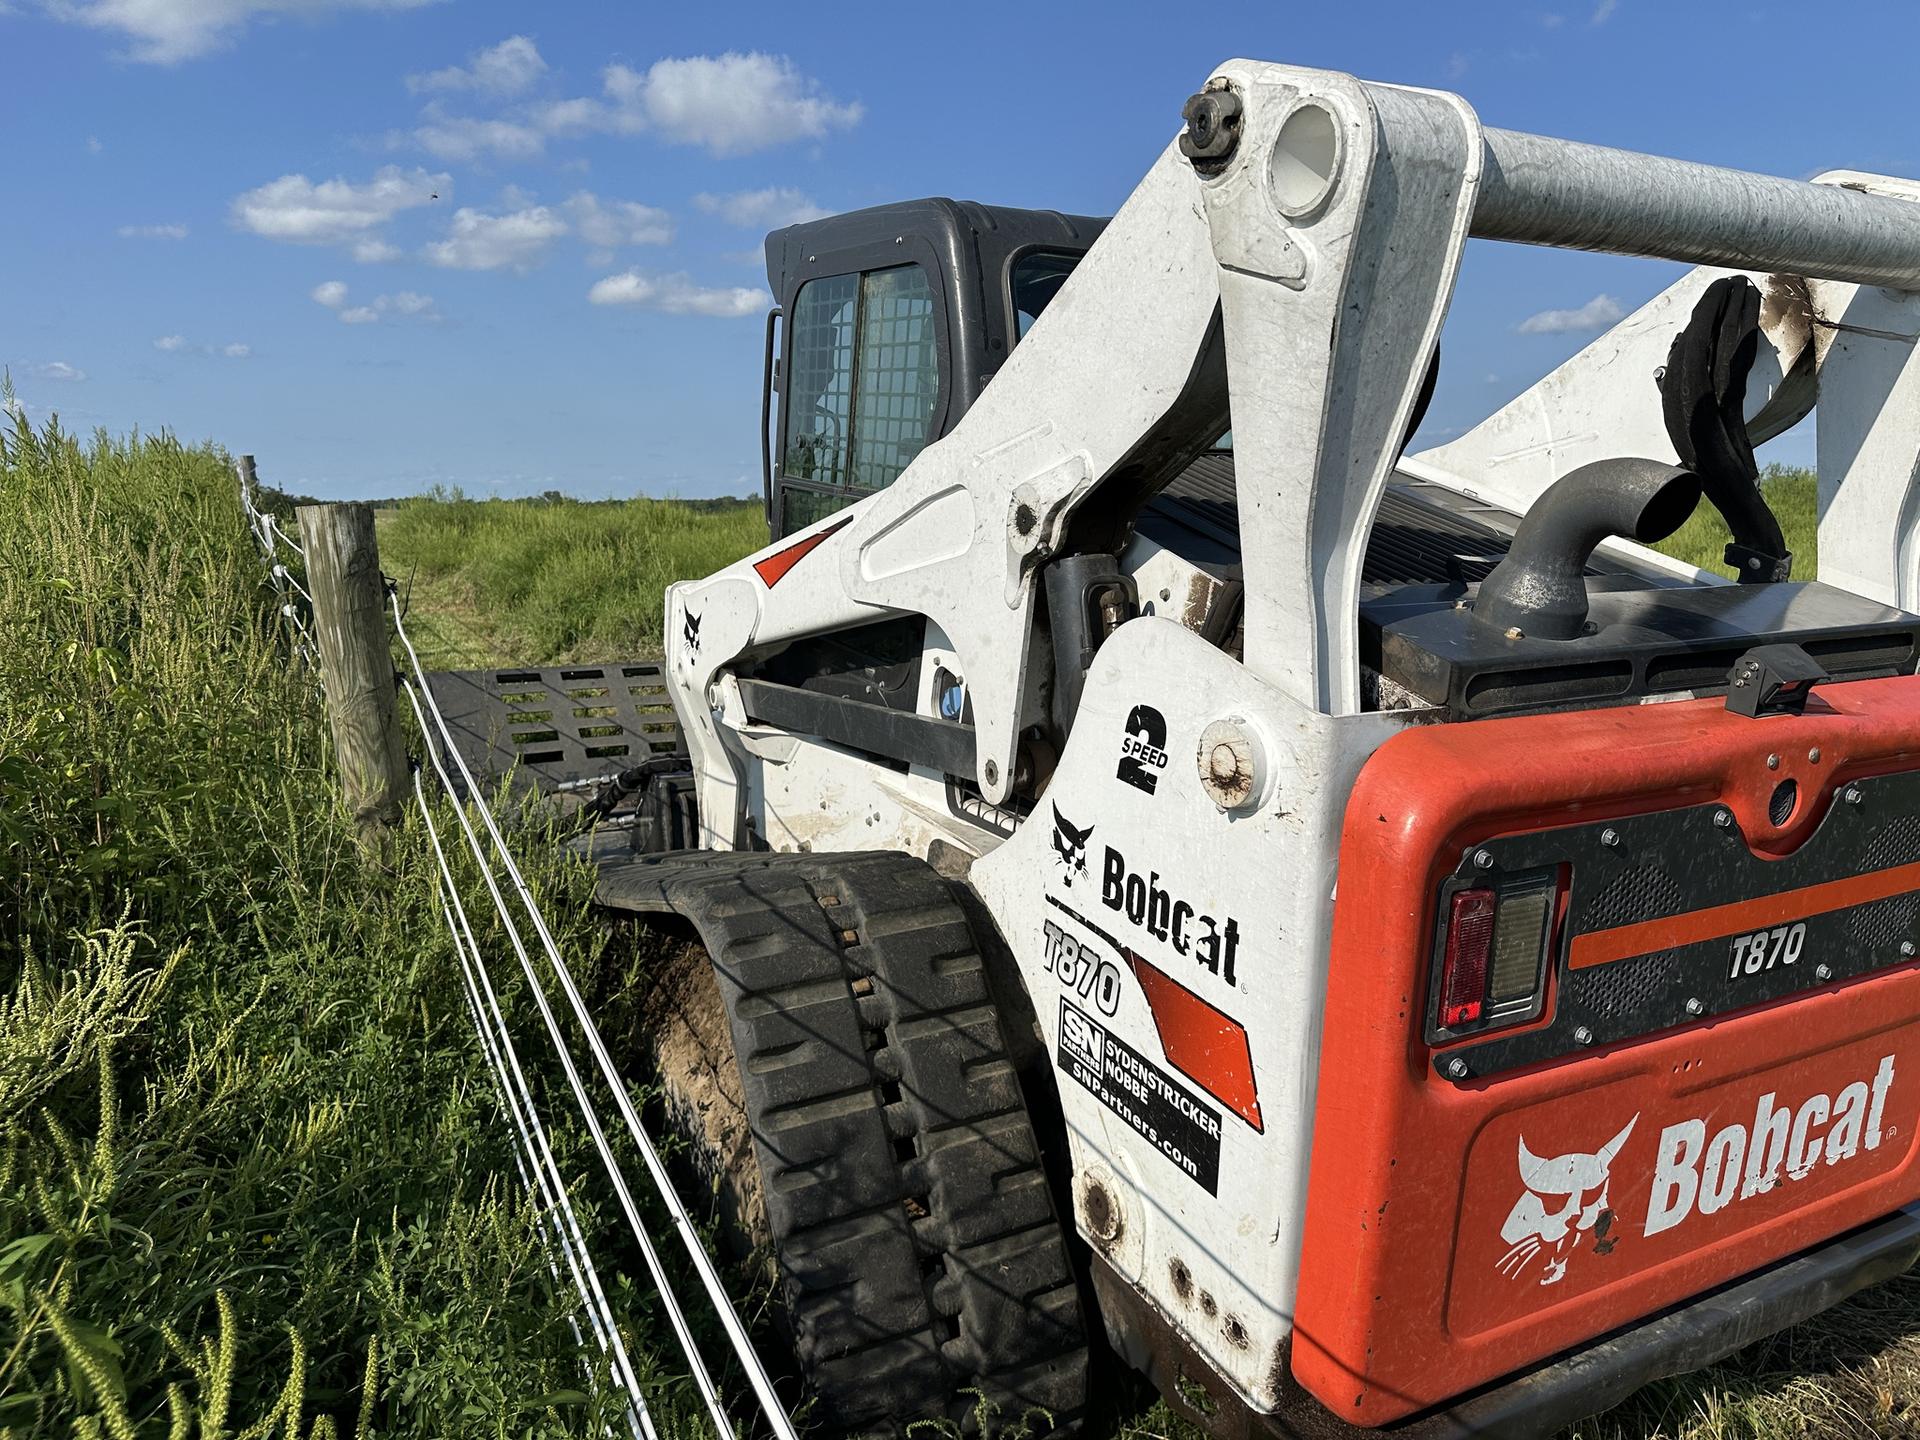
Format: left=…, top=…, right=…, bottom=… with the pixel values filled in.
left=661, top=851, right=1088, bottom=1434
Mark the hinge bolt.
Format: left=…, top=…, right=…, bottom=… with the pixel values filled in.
left=1903, top=941, right=1916, bottom=958
left=1573, top=1025, right=1595, bottom=1046
left=1473, top=849, right=1495, bottom=870
left=1845, top=786, right=1863, bottom=805
left=1600, top=828, right=1620, bottom=848
left=1684, top=997, right=1705, bottom=1017
left=1714, top=808, right=1734, bottom=829
left=1445, top=1056, right=1470, bottom=1079
left=1816, top=963, right=1834, bottom=981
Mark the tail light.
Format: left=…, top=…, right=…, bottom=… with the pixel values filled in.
left=1428, top=869, right=1561, bottom=1043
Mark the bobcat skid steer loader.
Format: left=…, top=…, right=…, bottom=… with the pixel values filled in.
left=565, top=57, right=1920, bottom=1439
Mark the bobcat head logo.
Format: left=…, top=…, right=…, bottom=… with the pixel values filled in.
left=1051, top=805, right=1093, bottom=887
left=683, top=608, right=701, bottom=658
left=1499, top=1116, right=1637, bottom=1286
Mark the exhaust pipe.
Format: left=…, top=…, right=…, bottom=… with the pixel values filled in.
left=1473, top=458, right=1701, bottom=641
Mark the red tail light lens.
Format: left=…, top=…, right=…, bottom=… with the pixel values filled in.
left=1439, top=889, right=1497, bottom=1027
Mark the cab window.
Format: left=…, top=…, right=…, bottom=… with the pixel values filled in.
left=1010, top=251, right=1079, bottom=339
left=780, top=265, right=939, bottom=520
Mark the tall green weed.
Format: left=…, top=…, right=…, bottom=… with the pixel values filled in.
left=0, top=405, right=626, bottom=1436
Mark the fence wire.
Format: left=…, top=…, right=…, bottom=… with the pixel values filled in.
left=236, top=474, right=776, bottom=1437
left=391, top=590, right=800, bottom=1440
left=235, top=458, right=320, bottom=670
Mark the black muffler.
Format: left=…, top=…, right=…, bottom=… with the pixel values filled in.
left=1473, top=457, right=1701, bottom=641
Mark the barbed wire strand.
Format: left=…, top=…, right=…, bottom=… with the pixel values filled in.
left=391, top=593, right=798, bottom=1440
left=401, top=678, right=745, bottom=1440
left=424, top=796, right=656, bottom=1440
left=441, top=897, right=640, bottom=1440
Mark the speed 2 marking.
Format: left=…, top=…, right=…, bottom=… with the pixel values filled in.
left=1729, top=921, right=1806, bottom=980
left=1043, top=918, right=1124, bottom=1016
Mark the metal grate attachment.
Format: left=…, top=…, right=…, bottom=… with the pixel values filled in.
left=422, top=662, right=683, bottom=798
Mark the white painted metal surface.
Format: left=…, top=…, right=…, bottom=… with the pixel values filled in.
left=657, top=58, right=1920, bottom=1417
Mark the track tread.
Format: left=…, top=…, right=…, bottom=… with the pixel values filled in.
left=665, top=851, right=1088, bottom=1435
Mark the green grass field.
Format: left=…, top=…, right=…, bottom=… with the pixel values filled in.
left=376, top=490, right=765, bottom=671
left=12, top=431, right=1918, bottom=1440
left=0, top=411, right=709, bottom=1437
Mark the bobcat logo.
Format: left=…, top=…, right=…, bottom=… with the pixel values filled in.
left=683, top=608, right=701, bottom=658
left=1051, top=805, right=1093, bottom=888
left=1499, top=1116, right=1636, bottom=1285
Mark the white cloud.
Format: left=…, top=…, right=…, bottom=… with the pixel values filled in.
left=153, top=334, right=187, bottom=351
left=1518, top=294, right=1626, bottom=334
left=36, top=361, right=86, bottom=381
left=587, top=270, right=766, bottom=317
left=532, top=94, right=617, bottom=138
left=118, top=222, right=188, bottom=239
left=86, top=136, right=104, bottom=154
left=407, top=35, right=545, bottom=97
left=352, top=238, right=401, bottom=263
left=424, top=205, right=566, bottom=271
left=231, top=165, right=447, bottom=246
left=603, top=52, right=861, bottom=156
left=222, top=342, right=252, bottom=358
left=313, top=281, right=440, bottom=323
left=48, top=0, right=440, bottom=65
left=412, top=112, right=546, bottom=163
left=564, top=192, right=673, bottom=248
left=694, top=187, right=827, bottom=229
left=395, top=52, right=855, bottom=165
left=1590, top=0, right=1618, bottom=21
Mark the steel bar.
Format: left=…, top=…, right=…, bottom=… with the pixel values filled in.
left=1474, top=127, right=1920, bottom=289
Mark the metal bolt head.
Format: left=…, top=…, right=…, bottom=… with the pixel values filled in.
left=1600, top=828, right=1620, bottom=848
left=1445, top=1056, right=1470, bottom=1080
left=1504, top=625, right=1526, bottom=641
left=1178, top=87, right=1244, bottom=168
left=1713, top=808, right=1734, bottom=829
left=1766, top=753, right=1780, bottom=771
left=1473, top=848, right=1495, bottom=870
left=1574, top=1025, right=1595, bottom=1046
left=1684, top=996, right=1705, bottom=1016
left=1808, top=747, right=1823, bottom=764
left=1816, top=963, right=1834, bottom=981
left=1197, top=718, right=1264, bottom=812
left=1903, top=941, right=1916, bottom=958
left=1845, top=786, right=1863, bottom=805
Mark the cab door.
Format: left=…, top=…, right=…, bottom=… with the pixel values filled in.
left=769, top=264, right=944, bottom=538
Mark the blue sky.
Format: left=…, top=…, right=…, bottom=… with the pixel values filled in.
left=3, top=0, right=1915, bottom=500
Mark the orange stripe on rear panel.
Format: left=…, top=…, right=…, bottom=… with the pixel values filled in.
left=1569, top=858, right=1920, bottom=970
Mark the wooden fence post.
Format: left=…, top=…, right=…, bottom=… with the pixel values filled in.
left=298, top=502, right=408, bottom=847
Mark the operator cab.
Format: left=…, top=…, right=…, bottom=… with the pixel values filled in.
left=762, top=200, right=1106, bottom=538
left=760, top=201, right=1920, bottom=734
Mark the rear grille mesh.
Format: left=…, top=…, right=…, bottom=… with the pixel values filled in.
left=1577, top=949, right=1679, bottom=1024
left=1863, top=814, right=1920, bottom=872
left=1583, top=866, right=1686, bottom=931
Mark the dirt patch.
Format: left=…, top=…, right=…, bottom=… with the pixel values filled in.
left=630, top=934, right=771, bottom=1258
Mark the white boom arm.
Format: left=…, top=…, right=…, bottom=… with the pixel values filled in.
left=669, top=58, right=1920, bottom=845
